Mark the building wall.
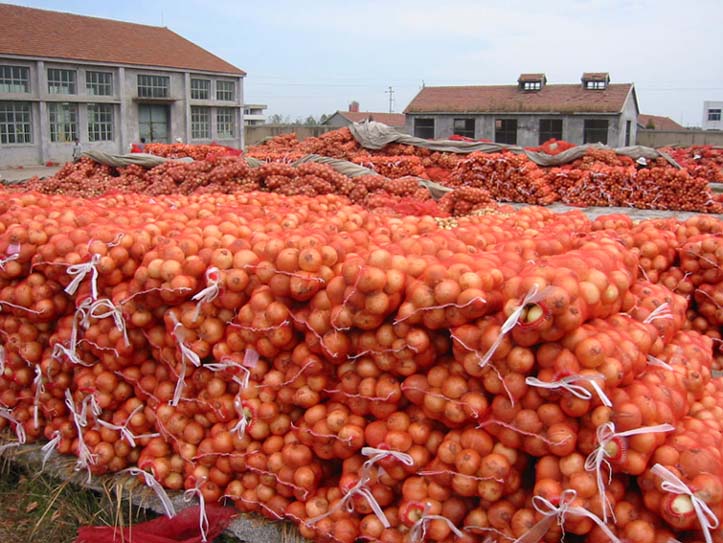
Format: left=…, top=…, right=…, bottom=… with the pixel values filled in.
left=0, top=55, right=244, bottom=167
left=405, top=112, right=625, bottom=146
left=323, top=113, right=351, bottom=128
left=702, top=101, right=723, bottom=131
left=637, top=128, right=723, bottom=147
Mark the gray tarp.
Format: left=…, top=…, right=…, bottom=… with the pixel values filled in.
left=292, top=154, right=376, bottom=177
left=348, top=121, right=682, bottom=169
left=82, top=150, right=193, bottom=168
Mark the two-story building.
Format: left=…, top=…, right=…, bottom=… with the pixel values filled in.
left=0, top=3, right=245, bottom=167
left=404, top=72, right=638, bottom=147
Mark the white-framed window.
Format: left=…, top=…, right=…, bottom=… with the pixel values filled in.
left=523, top=81, right=541, bottom=91
left=88, top=104, right=113, bottom=141
left=0, top=102, right=32, bottom=144
left=708, top=109, right=721, bottom=122
left=585, top=80, right=607, bottom=90
left=191, top=79, right=210, bottom=100
left=0, top=66, right=30, bottom=93
left=86, top=71, right=113, bottom=96
left=217, top=108, right=235, bottom=138
left=48, top=102, right=78, bottom=142
left=191, top=106, right=210, bottom=139
left=216, top=80, right=235, bottom=101
left=137, top=74, right=169, bottom=98
left=48, top=68, right=77, bottom=94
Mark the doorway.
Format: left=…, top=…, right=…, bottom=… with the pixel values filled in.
left=138, top=104, right=170, bottom=142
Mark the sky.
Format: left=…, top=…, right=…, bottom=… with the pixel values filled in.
left=6, top=0, right=723, bottom=126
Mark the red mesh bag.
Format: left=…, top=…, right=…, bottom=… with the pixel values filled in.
left=73, top=505, right=235, bottom=543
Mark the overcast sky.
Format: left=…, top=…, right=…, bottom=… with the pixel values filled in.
left=8, top=0, right=723, bottom=126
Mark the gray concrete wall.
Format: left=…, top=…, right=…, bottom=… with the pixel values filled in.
left=637, top=129, right=723, bottom=147
left=323, top=113, right=349, bottom=128
left=1, top=55, right=244, bottom=166
left=244, top=124, right=335, bottom=147
left=406, top=113, right=623, bottom=145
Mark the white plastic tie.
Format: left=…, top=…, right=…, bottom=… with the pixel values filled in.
left=41, top=430, right=62, bottom=469
left=0, top=345, right=4, bottom=375
left=514, top=489, right=621, bottom=543
left=183, top=477, right=209, bottom=542
left=0, top=243, right=20, bottom=270
left=97, top=404, right=158, bottom=448
left=651, top=463, right=719, bottom=543
left=409, top=506, right=466, bottom=543
left=0, top=406, right=26, bottom=444
left=123, top=467, right=176, bottom=518
left=647, top=355, right=674, bottom=371
left=65, top=253, right=101, bottom=300
left=87, top=298, right=130, bottom=346
left=64, top=390, right=95, bottom=480
left=526, top=374, right=612, bottom=407
left=191, top=267, right=221, bottom=320
left=585, top=422, right=675, bottom=522
left=643, top=302, right=673, bottom=324
left=479, top=285, right=548, bottom=368
left=33, top=366, right=44, bottom=429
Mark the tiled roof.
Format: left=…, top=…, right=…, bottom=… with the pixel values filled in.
left=0, top=3, right=244, bottom=75
left=582, top=72, right=610, bottom=81
left=336, top=111, right=406, bottom=127
left=518, top=73, right=546, bottom=82
left=637, top=114, right=685, bottom=130
left=404, top=83, right=634, bottom=114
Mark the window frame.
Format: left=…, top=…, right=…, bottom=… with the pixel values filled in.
left=86, top=71, right=113, bottom=96
left=48, top=102, right=78, bottom=143
left=522, top=81, right=541, bottom=91
left=216, top=108, right=235, bottom=139
left=495, top=118, right=518, bottom=145
left=216, top=80, right=235, bottom=102
left=538, top=119, right=563, bottom=144
left=191, top=106, right=211, bottom=140
left=453, top=118, right=475, bottom=138
left=708, top=109, right=721, bottom=122
left=0, top=102, right=32, bottom=144
left=585, top=80, right=607, bottom=90
left=191, top=78, right=210, bottom=100
left=137, top=74, right=170, bottom=98
left=0, top=65, right=30, bottom=94
left=47, top=68, right=77, bottom=95
left=87, top=103, right=114, bottom=142
left=414, top=118, right=435, bottom=139
left=583, top=119, right=609, bottom=144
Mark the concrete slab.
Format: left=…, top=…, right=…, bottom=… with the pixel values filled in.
left=0, top=165, right=62, bottom=184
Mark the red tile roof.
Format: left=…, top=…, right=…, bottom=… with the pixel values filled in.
left=0, top=3, right=244, bottom=75
left=404, top=83, right=634, bottom=114
left=518, top=73, right=546, bottom=82
left=582, top=72, right=610, bottom=81
left=336, top=111, right=406, bottom=127
left=637, top=114, right=685, bottom=131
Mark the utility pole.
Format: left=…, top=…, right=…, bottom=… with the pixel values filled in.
left=385, top=86, right=395, bottom=113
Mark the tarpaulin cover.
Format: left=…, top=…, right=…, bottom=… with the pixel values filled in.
left=82, top=150, right=193, bottom=168
left=348, top=121, right=681, bottom=168
left=73, top=505, right=235, bottom=543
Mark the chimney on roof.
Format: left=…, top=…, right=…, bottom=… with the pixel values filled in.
left=349, top=101, right=360, bottom=112
left=582, top=72, right=610, bottom=90
left=518, top=73, right=546, bottom=91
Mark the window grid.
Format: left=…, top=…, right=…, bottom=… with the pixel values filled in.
left=585, top=81, right=606, bottom=90
left=0, top=102, right=32, bottom=144
left=583, top=119, right=609, bottom=144
left=137, top=75, right=170, bottom=98
left=191, top=79, right=210, bottom=100
left=495, top=119, right=518, bottom=145
left=0, top=66, right=30, bottom=93
left=47, top=68, right=77, bottom=94
left=217, top=108, right=235, bottom=138
left=708, top=109, right=721, bottom=122
left=88, top=104, right=113, bottom=142
left=191, top=106, right=211, bottom=139
left=49, top=103, right=78, bottom=142
left=539, top=119, right=563, bottom=144
left=86, top=71, right=113, bottom=96
left=523, top=81, right=541, bottom=91
left=453, top=118, right=475, bottom=138
left=216, top=80, right=235, bottom=101
left=414, top=118, right=435, bottom=139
